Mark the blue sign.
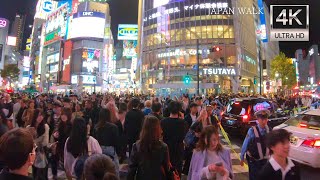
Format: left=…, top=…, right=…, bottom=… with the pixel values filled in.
left=73, top=11, right=106, bottom=19
left=257, top=0, right=268, bottom=43
left=43, top=0, right=53, bottom=13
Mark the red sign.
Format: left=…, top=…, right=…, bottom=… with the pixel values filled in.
left=61, top=40, right=72, bottom=83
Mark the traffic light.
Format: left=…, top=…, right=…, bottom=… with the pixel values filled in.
left=253, top=77, right=257, bottom=85
left=183, top=75, right=191, bottom=84
left=210, top=46, right=222, bottom=52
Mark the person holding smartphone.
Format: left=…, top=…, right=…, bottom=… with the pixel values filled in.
left=188, top=126, right=233, bottom=180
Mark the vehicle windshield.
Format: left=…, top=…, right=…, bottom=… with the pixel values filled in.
left=285, top=114, right=320, bottom=130
left=226, top=99, right=273, bottom=116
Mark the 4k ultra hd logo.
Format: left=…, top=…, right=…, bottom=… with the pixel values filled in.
left=270, top=5, right=309, bottom=41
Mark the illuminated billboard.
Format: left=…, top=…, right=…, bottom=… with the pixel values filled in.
left=123, top=40, right=137, bottom=58
left=71, top=75, right=97, bottom=84
left=82, top=48, right=100, bottom=73
left=69, top=12, right=105, bottom=39
left=153, top=0, right=185, bottom=8
left=7, top=36, right=17, bottom=46
left=118, top=24, right=138, bottom=40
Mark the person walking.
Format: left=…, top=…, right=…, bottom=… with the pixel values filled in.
left=128, top=116, right=170, bottom=180
left=93, top=108, right=120, bottom=176
left=0, top=128, right=35, bottom=180
left=64, top=118, right=102, bottom=180
left=161, top=101, right=188, bottom=175
left=124, top=98, right=144, bottom=156
left=188, top=126, right=233, bottom=180
left=240, top=110, right=272, bottom=180
left=258, top=129, right=300, bottom=180
left=28, top=109, right=50, bottom=180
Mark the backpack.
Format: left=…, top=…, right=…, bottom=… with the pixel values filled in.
left=73, top=143, right=92, bottom=179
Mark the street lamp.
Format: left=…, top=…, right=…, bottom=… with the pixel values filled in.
left=45, top=73, right=50, bottom=93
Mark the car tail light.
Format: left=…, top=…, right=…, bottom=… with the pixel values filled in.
left=302, top=139, right=320, bottom=148
left=243, top=115, right=249, bottom=122
left=299, top=122, right=308, bottom=128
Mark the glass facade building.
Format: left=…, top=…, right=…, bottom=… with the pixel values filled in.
left=141, top=0, right=270, bottom=95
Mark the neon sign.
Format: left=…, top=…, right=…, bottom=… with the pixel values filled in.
left=253, top=102, right=271, bottom=112
left=203, top=68, right=236, bottom=75
left=0, top=19, right=7, bottom=28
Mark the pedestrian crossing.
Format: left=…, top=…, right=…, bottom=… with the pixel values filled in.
left=47, top=136, right=248, bottom=180
left=220, top=136, right=249, bottom=180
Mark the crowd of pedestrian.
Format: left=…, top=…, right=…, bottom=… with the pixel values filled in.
left=0, top=91, right=309, bottom=180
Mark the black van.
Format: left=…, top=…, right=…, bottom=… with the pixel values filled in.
left=221, top=97, right=289, bottom=136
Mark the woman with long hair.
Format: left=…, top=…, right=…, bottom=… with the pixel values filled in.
left=50, top=108, right=72, bottom=179
left=22, top=100, right=35, bottom=127
left=72, top=103, right=84, bottom=122
left=64, top=118, right=102, bottom=180
left=94, top=108, right=120, bottom=176
left=29, top=108, right=50, bottom=180
left=188, top=126, right=233, bottom=180
left=127, top=115, right=170, bottom=180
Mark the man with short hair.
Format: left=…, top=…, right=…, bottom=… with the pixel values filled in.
left=150, top=102, right=163, bottom=120
left=161, top=101, right=188, bottom=175
left=184, top=102, right=198, bottom=128
left=0, top=128, right=35, bottom=179
left=124, top=98, right=145, bottom=155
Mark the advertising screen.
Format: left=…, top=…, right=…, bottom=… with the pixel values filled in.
left=82, top=48, right=100, bottom=73
left=69, top=12, right=105, bottom=39
left=71, top=75, right=96, bottom=84
left=118, top=24, right=138, bottom=40
left=123, top=40, right=137, bottom=58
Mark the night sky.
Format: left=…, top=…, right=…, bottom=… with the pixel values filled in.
left=0, top=0, right=319, bottom=57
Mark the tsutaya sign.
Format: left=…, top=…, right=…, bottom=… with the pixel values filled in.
left=203, top=68, right=236, bottom=75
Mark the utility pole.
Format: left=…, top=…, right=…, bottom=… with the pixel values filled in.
left=197, top=39, right=200, bottom=96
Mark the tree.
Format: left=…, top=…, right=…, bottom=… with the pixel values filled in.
left=0, top=64, right=20, bottom=83
left=270, top=52, right=296, bottom=89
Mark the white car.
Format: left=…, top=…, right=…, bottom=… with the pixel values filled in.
left=274, top=109, right=320, bottom=168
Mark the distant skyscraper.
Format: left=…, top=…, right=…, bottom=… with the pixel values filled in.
left=10, top=14, right=26, bottom=52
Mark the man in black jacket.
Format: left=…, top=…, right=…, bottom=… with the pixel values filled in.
left=184, top=102, right=199, bottom=129
left=161, top=101, right=188, bottom=176
left=124, top=98, right=144, bottom=156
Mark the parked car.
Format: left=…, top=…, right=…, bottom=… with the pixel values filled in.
left=221, top=97, right=289, bottom=136
left=274, top=109, right=320, bottom=168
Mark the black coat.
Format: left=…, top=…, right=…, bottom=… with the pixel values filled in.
left=258, top=161, right=301, bottom=180
left=94, top=122, right=119, bottom=154
left=127, top=141, right=169, bottom=180
left=161, top=117, right=188, bottom=173
left=124, top=109, right=144, bottom=144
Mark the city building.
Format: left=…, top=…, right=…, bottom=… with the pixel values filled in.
left=295, top=45, right=320, bottom=90
left=10, top=14, right=26, bottom=52
left=138, top=0, right=279, bottom=96
left=67, top=1, right=114, bottom=93
left=109, top=24, right=138, bottom=94
left=0, top=18, right=10, bottom=70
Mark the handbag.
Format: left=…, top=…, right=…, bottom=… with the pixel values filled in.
left=184, top=130, right=197, bottom=148
left=34, top=146, right=48, bottom=169
left=166, top=162, right=180, bottom=180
